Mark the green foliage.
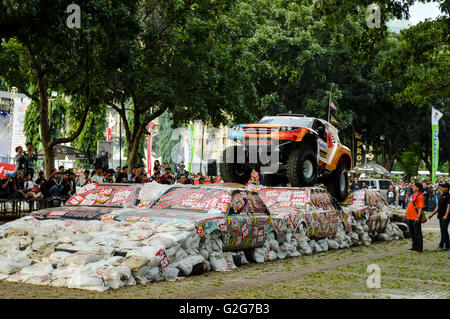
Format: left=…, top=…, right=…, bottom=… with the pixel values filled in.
left=399, top=142, right=422, bottom=178
left=70, top=104, right=107, bottom=168
left=152, top=111, right=181, bottom=170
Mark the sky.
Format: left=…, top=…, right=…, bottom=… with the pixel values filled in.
left=407, top=1, right=444, bottom=24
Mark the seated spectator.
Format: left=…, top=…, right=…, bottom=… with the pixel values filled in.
left=68, top=171, right=77, bottom=195
left=35, top=171, right=50, bottom=198
left=199, top=177, right=205, bottom=185
left=0, top=173, right=17, bottom=199
left=58, top=172, right=73, bottom=198
left=151, top=171, right=162, bottom=183
left=116, top=166, right=128, bottom=183
left=78, top=169, right=91, bottom=187
left=15, top=171, right=33, bottom=198
left=105, top=172, right=115, bottom=183
left=24, top=173, right=41, bottom=198
left=91, top=167, right=105, bottom=184
left=161, top=167, right=173, bottom=185
left=141, top=175, right=149, bottom=183
left=48, top=170, right=63, bottom=197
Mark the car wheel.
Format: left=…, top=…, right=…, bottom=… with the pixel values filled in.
left=326, top=165, right=349, bottom=202
left=220, top=146, right=252, bottom=184
left=287, top=146, right=318, bottom=187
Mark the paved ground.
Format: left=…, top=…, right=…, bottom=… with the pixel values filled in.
left=0, top=214, right=448, bottom=299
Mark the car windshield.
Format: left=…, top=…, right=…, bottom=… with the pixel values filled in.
left=151, top=187, right=231, bottom=213
left=65, top=184, right=140, bottom=208
left=379, top=181, right=392, bottom=190
left=257, top=116, right=314, bottom=128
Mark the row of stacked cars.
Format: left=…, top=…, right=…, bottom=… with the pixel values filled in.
left=0, top=182, right=405, bottom=291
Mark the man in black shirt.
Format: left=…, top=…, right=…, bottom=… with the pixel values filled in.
left=35, top=171, right=50, bottom=198
left=429, top=183, right=450, bottom=250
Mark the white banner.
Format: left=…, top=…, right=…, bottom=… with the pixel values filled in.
left=10, top=97, right=31, bottom=159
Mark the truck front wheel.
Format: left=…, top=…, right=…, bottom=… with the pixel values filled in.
left=286, top=146, right=318, bottom=187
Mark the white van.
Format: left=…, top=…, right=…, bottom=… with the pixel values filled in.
left=357, top=179, right=394, bottom=198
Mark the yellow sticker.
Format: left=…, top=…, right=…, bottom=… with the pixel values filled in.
left=314, top=227, right=319, bottom=237
left=307, top=228, right=313, bottom=237
left=245, top=237, right=251, bottom=247
left=312, top=212, right=317, bottom=220
left=230, top=237, right=236, bottom=247
left=226, top=217, right=231, bottom=225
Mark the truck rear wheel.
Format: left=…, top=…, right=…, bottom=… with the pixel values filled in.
left=287, top=146, right=318, bottom=187
left=220, top=146, right=251, bottom=184
left=326, top=165, right=349, bottom=202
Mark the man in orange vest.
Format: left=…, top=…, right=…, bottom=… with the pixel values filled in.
left=405, top=182, right=425, bottom=252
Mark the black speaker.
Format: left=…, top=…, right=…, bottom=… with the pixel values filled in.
left=207, top=160, right=217, bottom=176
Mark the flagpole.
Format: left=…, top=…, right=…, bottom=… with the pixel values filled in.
left=328, top=84, right=333, bottom=122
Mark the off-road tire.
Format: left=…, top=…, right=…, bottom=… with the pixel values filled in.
left=286, top=146, right=318, bottom=187
left=326, top=165, right=349, bottom=202
left=220, top=146, right=251, bottom=184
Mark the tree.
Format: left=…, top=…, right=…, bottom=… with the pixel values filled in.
left=0, top=0, right=140, bottom=177
left=70, top=104, right=107, bottom=168
left=107, top=0, right=260, bottom=170
left=152, top=111, right=182, bottom=171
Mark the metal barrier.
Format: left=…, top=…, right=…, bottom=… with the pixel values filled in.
left=0, top=198, right=64, bottom=219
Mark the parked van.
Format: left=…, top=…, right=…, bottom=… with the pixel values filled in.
left=357, top=179, right=394, bottom=198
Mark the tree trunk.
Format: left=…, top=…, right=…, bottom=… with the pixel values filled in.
left=127, top=137, right=140, bottom=171
left=44, top=146, right=55, bottom=179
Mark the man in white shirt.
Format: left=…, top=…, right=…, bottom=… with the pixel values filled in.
left=91, top=167, right=105, bottom=184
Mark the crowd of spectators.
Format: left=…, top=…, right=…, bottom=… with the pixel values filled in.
left=78, top=160, right=223, bottom=187
left=350, top=176, right=450, bottom=211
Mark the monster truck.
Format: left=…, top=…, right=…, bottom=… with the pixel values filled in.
left=220, top=114, right=352, bottom=201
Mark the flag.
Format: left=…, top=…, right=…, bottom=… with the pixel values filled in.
left=106, top=112, right=116, bottom=141
left=330, top=115, right=339, bottom=126
left=329, top=99, right=337, bottom=112
left=431, top=107, right=443, bottom=184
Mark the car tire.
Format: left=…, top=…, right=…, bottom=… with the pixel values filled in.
left=326, top=165, right=349, bottom=202
left=220, top=146, right=251, bottom=184
left=286, top=146, right=318, bottom=187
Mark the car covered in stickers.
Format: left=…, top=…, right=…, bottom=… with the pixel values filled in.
left=30, top=183, right=150, bottom=221
left=220, top=114, right=352, bottom=201
left=339, top=189, right=393, bottom=234
left=108, top=184, right=354, bottom=252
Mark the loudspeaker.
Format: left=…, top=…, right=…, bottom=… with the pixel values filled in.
left=207, top=160, right=217, bottom=176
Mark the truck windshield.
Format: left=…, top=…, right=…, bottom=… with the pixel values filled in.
left=258, top=116, right=314, bottom=128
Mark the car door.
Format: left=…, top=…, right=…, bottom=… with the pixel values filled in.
left=224, top=190, right=254, bottom=250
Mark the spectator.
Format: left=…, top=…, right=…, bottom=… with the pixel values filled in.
left=78, top=169, right=92, bottom=187
left=58, top=166, right=65, bottom=174
left=24, top=173, right=41, bottom=198
left=114, top=167, right=121, bottom=182
left=177, top=164, right=186, bottom=178
left=199, top=177, right=205, bottom=185
left=48, top=170, right=63, bottom=197
left=161, top=167, right=173, bottom=185
left=361, top=181, right=368, bottom=190
left=68, top=171, right=77, bottom=195
left=91, top=167, right=105, bottom=184
left=398, top=184, right=407, bottom=209
left=153, top=160, right=161, bottom=175
left=14, top=146, right=26, bottom=173
left=128, top=168, right=136, bottom=181
left=0, top=173, right=17, bottom=198
left=405, top=182, right=425, bottom=253
left=15, top=171, right=33, bottom=198
left=59, top=172, right=73, bottom=198
left=160, top=162, right=168, bottom=176
left=35, top=171, right=50, bottom=198
left=428, top=183, right=449, bottom=251
left=24, top=142, right=38, bottom=180
left=350, top=178, right=361, bottom=191
left=116, top=166, right=128, bottom=183
left=105, top=172, right=115, bottom=183
left=151, top=171, right=162, bottom=183
left=386, top=185, right=396, bottom=206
